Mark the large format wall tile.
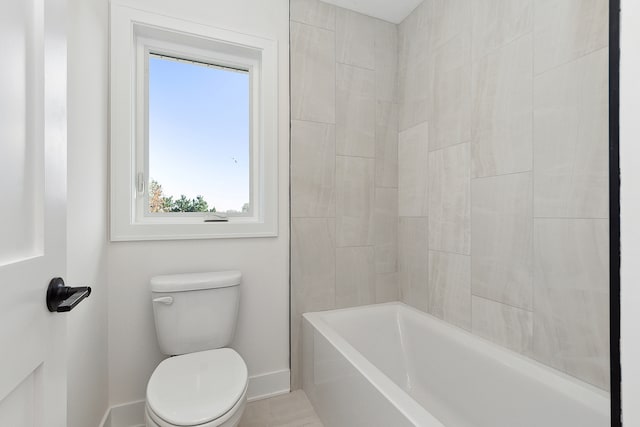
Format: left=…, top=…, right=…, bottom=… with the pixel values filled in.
left=336, top=8, right=375, bottom=70
left=336, top=246, right=376, bottom=308
left=336, top=156, right=375, bottom=247
left=471, top=34, right=533, bottom=178
left=533, top=219, right=609, bottom=390
left=376, top=272, right=399, bottom=303
left=534, top=49, right=608, bottom=218
left=430, top=34, right=472, bottom=151
left=428, top=251, right=471, bottom=330
left=399, top=217, right=429, bottom=311
left=291, top=22, right=335, bottom=123
left=290, top=0, right=336, bottom=30
left=375, top=101, right=398, bottom=188
left=534, top=0, right=608, bottom=74
left=375, top=19, right=398, bottom=103
left=471, top=0, right=533, bottom=61
left=374, top=188, right=398, bottom=274
left=336, top=63, right=375, bottom=157
left=428, top=0, right=471, bottom=50
left=291, top=218, right=336, bottom=314
left=398, top=122, right=429, bottom=217
left=428, top=142, right=471, bottom=255
left=472, top=172, right=533, bottom=310
left=291, top=217, right=336, bottom=388
left=398, top=1, right=429, bottom=131
left=472, top=296, right=533, bottom=355
left=291, top=120, right=335, bottom=218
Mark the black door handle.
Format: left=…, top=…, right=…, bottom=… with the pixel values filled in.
left=46, top=277, right=91, bottom=312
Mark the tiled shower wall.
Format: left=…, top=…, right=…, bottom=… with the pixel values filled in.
left=290, top=0, right=399, bottom=388
left=397, top=0, right=610, bottom=390
left=291, top=0, right=610, bottom=392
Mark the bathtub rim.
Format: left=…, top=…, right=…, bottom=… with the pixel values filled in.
left=303, top=302, right=610, bottom=425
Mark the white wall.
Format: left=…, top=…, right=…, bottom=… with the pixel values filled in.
left=66, top=0, right=110, bottom=425
left=107, top=0, right=291, bottom=406
left=620, top=0, right=640, bottom=424
left=65, top=0, right=289, bottom=418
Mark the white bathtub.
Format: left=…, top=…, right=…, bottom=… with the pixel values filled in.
left=302, top=303, right=610, bottom=427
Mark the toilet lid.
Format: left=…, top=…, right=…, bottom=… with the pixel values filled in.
left=147, top=348, right=248, bottom=426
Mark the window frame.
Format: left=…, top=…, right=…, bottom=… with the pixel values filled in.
left=110, top=4, right=278, bottom=241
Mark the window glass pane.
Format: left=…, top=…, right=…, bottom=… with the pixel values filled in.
left=147, top=54, right=250, bottom=215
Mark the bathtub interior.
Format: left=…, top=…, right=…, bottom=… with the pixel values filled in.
left=308, top=303, right=610, bottom=427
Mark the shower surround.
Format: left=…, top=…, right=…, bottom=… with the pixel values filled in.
left=291, top=0, right=609, bottom=391
left=290, top=0, right=400, bottom=388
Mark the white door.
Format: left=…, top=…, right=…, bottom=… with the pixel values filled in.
left=0, top=0, right=68, bottom=425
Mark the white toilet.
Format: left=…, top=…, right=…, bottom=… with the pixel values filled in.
left=145, top=271, right=248, bottom=427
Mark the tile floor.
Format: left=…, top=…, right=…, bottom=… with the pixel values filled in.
left=238, top=390, right=324, bottom=427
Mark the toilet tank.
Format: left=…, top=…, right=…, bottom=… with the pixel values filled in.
left=150, top=271, right=241, bottom=356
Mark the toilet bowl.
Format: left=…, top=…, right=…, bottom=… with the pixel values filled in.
left=145, top=271, right=247, bottom=427
left=145, top=348, right=248, bottom=427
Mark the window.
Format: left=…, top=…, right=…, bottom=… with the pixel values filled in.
left=146, top=54, right=251, bottom=217
left=110, top=5, right=278, bottom=240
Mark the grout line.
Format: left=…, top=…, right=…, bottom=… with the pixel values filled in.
left=333, top=25, right=338, bottom=312
left=531, top=2, right=536, bottom=354
left=335, top=60, right=375, bottom=72
left=290, top=19, right=336, bottom=33
left=533, top=46, right=610, bottom=78
left=472, top=29, right=533, bottom=65
left=471, top=169, right=533, bottom=181
left=291, top=118, right=335, bottom=126
left=289, top=0, right=295, bottom=385
left=335, top=153, right=376, bottom=160
left=471, top=293, right=534, bottom=313
left=533, top=216, right=609, bottom=220
left=427, top=139, right=471, bottom=154
left=291, top=216, right=337, bottom=219
left=532, top=0, right=537, bottom=350
left=372, top=31, right=380, bottom=307
left=469, top=8, right=475, bottom=331
left=398, top=118, right=429, bottom=134
left=428, top=248, right=471, bottom=258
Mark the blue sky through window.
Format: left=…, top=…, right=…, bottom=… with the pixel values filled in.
left=148, top=55, right=250, bottom=213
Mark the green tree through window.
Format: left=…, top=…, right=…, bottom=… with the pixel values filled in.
left=149, top=179, right=217, bottom=213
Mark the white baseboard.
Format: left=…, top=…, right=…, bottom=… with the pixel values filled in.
left=99, top=400, right=145, bottom=427
left=247, top=369, right=291, bottom=402
left=101, top=369, right=291, bottom=427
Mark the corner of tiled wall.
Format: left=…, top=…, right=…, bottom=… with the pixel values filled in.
left=291, top=0, right=610, bottom=392
left=290, top=0, right=400, bottom=389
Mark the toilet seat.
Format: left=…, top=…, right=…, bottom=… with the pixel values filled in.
left=146, top=388, right=246, bottom=427
left=146, top=348, right=248, bottom=427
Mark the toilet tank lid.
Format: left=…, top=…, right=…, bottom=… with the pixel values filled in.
left=150, top=271, right=241, bottom=292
